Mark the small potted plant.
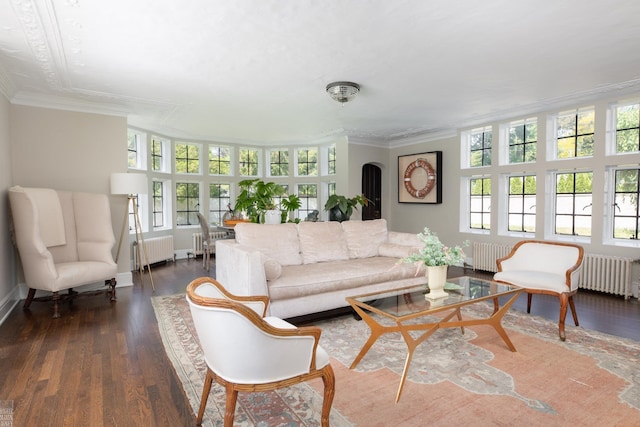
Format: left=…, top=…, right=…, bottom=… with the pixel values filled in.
left=401, top=227, right=468, bottom=299
left=324, top=194, right=370, bottom=222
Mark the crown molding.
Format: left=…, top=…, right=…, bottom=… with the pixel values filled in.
left=11, top=91, right=129, bottom=117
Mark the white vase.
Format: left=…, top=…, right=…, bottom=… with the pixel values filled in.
left=264, top=209, right=282, bottom=224
left=426, top=265, right=448, bottom=300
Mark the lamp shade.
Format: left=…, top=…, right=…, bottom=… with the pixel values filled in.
left=110, top=173, right=148, bottom=195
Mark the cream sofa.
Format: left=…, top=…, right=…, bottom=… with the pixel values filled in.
left=215, top=219, right=426, bottom=319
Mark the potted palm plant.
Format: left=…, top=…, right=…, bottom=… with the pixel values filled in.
left=233, top=179, right=301, bottom=224
left=323, top=194, right=370, bottom=222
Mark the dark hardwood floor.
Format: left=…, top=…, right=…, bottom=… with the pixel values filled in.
left=0, top=260, right=638, bottom=426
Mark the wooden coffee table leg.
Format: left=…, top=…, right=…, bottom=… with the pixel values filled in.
left=486, top=290, right=522, bottom=352
left=349, top=304, right=399, bottom=369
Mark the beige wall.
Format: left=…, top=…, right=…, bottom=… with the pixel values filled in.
left=0, top=94, right=17, bottom=321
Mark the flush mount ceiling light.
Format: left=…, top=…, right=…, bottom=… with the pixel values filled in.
left=326, top=81, right=360, bottom=103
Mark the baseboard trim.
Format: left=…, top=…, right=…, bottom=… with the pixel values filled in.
left=0, top=286, right=22, bottom=327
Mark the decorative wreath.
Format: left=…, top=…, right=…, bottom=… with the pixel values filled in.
left=403, top=158, right=436, bottom=199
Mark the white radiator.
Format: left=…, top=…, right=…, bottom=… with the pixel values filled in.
left=473, top=242, right=634, bottom=298
left=133, top=235, right=175, bottom=269
left=472, top=242, right=513, bottom=272
left=579, top=254, right=634, bottom=298
left=192, top=232, right=230, bottom=256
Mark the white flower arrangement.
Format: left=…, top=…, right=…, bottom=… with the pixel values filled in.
left=401, top=227, right=469, bottom=270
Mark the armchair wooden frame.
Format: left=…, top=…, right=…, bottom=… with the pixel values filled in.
left=495, top=240, right=584, bottom=341
left=186, top=278, right=335, bottom=427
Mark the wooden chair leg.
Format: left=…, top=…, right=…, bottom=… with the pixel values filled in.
left=106, top=278, right=117, bottom=301
left=23, top=288, right=36, bottom=309
left=196, top=369, right=214, bottom=426
left=52, top=291, right=61, bottom=319
left=568, top=295, right=579, bottom=326
left=224, top=385, right=238, bottom=427
left=320, top=365, right=336, bottom=427
left=526, top=292, right=533, bottom=313
left=558, top=293, right=569, bottom=341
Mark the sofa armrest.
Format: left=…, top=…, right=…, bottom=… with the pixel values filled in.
left=215, top=239, right=270, bottom=298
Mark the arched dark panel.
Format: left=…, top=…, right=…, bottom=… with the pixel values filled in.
left=362, top=163, right=382, bottom=220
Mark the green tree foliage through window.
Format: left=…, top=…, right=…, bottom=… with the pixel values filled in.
left=615, top=103, right=640, bottom=154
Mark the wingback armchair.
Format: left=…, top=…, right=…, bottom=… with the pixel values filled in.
left=9, top=186, right=118, bottom=318
left=186, top=277, right=335, bottom=426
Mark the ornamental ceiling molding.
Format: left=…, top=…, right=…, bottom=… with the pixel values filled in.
left=10, top=0, right=65, bottom=90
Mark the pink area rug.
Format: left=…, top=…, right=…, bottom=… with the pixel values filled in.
left=153, top=293, right=640, bottom=426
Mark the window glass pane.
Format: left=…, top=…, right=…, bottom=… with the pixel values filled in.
left=239, top=148, right=259, bottom=176
left=209, top=145, right=232, bottom=175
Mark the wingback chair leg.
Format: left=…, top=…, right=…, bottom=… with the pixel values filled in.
left=526, top=293, right=533, bottom=313
left=52, top=291, right=61, bottom=319
left=23, top=288, right=36, bottom=309
left=320, top=364, right=336, bottom=427
left=224, top=385, right=239, bottom=427
left=106, top=278, right=117, bottom=302
left=196, top=369, right=214, bottom=426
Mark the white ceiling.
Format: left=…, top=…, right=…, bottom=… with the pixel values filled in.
left=1, top=0, right=640, bottom=146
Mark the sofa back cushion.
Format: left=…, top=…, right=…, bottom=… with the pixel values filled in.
left=297, top=221, right=349, bottom=264
left=341, top=218, right=388, bottom=259
left=234, top=223, right=302, bottom=266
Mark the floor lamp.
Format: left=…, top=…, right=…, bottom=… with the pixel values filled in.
left=110, top=172, right=155, bottom=290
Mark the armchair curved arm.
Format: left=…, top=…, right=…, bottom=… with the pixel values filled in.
left=187, top=277, right=270, bottom=317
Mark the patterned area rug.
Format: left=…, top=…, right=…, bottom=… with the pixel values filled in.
left=153, top=294, right=640, bottom=426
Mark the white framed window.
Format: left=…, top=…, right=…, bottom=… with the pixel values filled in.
left=549, top=170, right=593, bottom=238
left=267, top=148, right=289, bottom=177
left=604, top=166, right=640, bottom=247
left=295, top=147, right=318, bottom=176
left=208, top=144, right=233, bottom=175
left=502, top=117, right=537, bottom=164
left=296, top=183, right=318, bottom=220
left=607, top=100, right=640, bottom=156
left=175, top=142, right=201, bottom=175
left=239, top=147, right=260, bottom=176
left=151, top=136, right=171, bottom=173
left=175, top=181, right=200, bottom=226
left=461, top=126, right=492, bottom=169
left=152, top=179, right=172, bottom=230
left=550, top=107, right=595, bottom=160
left=209, top=183, right=231, bottom=225
left=460, top=176, right=491, bottom=233
left=127, top=129, right=147, bottom=170
left=503, top=174, right=536, bottom=235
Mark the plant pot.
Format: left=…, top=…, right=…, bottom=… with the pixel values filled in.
left=264, top=209, right=282, bottom=224
left=329, top=207, right=350, bottom=222
left=425, top=265, right=448, bottom=300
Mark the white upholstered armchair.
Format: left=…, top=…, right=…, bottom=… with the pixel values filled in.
left=494, top=240, right=584, bottom=341
left=186, top=277, right=335, bottom=427
left=8, top=186, right=118, bottom=318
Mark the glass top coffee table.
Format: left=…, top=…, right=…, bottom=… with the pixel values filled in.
left=345, top=276, right=523, bottom=403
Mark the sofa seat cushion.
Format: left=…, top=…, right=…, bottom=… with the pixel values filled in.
left=267, top=257, right=419, bottom=300
left=494, top=271, right=569, bottom=293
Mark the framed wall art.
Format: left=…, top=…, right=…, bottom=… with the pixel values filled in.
left=398, top=151, right=442, bottom=204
